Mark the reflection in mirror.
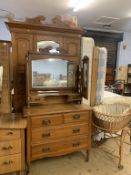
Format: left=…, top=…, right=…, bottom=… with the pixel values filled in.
left=82, top=56, right=89, bottom=99
left=32, top=59, right=76, bottom=88
left=37, top=41, right=60, bottom=54
left=0, top=64, right=3, bottom=103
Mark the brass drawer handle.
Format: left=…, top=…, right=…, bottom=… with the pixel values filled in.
left=35, top=98, right=40, bottom=101
left=42, top=120, right=51, bottom=125
left=3, top=145, right=13, bottom=150
left=3, top=160, right=13, bottom=165
left=72, top=128, right=80, bottom=133
left=72, top=142, right=80, bottom=147
left=73, top=114, right=80, bottom=120
left=42, top=147, right=51, bottom=152
left=42, top=133, right=51, bottom=137
left=7, top=131, right=13, bottom=135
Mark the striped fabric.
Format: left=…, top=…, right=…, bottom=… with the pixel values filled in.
left=96, top=47, right=107, bottom=104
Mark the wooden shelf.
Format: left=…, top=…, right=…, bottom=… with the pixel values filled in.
left=29, top=92, right=81, bottom=104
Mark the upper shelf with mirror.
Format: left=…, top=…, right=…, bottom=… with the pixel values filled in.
left=34, top=34, right=81, bottom=59
left=26, top=51, right=84, bottom=106
left=26, top=51, right=89, bottom=106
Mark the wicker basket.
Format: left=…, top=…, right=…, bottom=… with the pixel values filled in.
left=93, top=103, right=131, bottom=132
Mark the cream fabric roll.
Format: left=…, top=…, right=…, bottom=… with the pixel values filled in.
left=96, top=47, right=107, bottom=104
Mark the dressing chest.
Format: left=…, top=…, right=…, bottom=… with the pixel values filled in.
left=24, top=104, right=91, bottom=164
left=0, top=113, right=27, bottom=174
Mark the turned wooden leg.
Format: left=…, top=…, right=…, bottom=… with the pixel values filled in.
left=16, top=170, right=28, bottom=175
left=85, top=150, right=90, bottom=162
left=16, top=171, right=22, bottom=175
left=129, top=124, right=131, bottom=153
left=25, top=163, right=30, bottom=175
left=118, top=130, right=125, bottom=170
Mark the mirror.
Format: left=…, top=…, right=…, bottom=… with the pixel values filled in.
left=82, top=56, right=89, bottom=99
left=0, top=64, right=3, bottom=103
left=37, top=41, right=68, bottom=54
left=37, top=41, right=60, bottom=54
left=32, top=58, right=76, bottom=88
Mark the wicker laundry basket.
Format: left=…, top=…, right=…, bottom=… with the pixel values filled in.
left=93, top=103, right=131, bottom=133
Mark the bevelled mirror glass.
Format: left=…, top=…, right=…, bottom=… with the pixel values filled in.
left=0, top=64, right=3, bottom=103
left=32, top=58, right=76, bottom=88
left=37, top=41, right=60, bottom=54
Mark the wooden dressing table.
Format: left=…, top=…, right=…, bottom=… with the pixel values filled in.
left=6, top=20, right=99, bottom=171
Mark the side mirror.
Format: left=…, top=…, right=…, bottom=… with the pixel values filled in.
left=0, top=64, right=3, bottom=103
left=82, top=56, right=89, bottom=99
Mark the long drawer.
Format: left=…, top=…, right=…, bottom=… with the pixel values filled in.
left=0, top=129, right=20, bottom=141
left=0, top=154, right=21, bottom=174
left=0, top=139, right=21, bottom=157
left=32, top=123, right=88, bottom=144
left=31, top=135, right=88, bottom=160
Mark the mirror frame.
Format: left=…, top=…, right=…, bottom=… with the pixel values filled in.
left=0, top=64, right=3, bottom=104
left=26, top=52, right=79, bottom=93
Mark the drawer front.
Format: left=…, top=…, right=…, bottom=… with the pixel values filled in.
left=32, top=123, right=88, bottom=144
left=31, top=114, right=63, bottom=128
left=0, top=129, right=20, bottom=141
left=0, top=154, right=21, bottom=174
left=29, top=95, right=45, bottom=104
left=31, top=136, right=88, bottom=160
left=0, top=139, right=21, bottom=156
left=64, top=111, right=89, bottom=123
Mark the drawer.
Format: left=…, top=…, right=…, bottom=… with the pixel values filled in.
left=29, top=95, right=45, bottom=104
left=31, top=136, right=88, bottom=160
left=0, top=129, right=20, bottom=141
left=0, top=154, right=21, bottom=174
left=32, top=123, right=88, bottom=144
left=31, top=114, right=63, bottom=128
left=0, top=139, right=21, bottom=156
left=64, top=111, right=89, bottom=123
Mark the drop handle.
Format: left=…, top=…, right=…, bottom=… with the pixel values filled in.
left=3, top=145, right=13, bottom=150
left=42, top=147, right=51, bottom=152
left=42, top=120, right=51, bottom=125
left=72, top=128, right=80, bottom=133
left=3, top=160, right=13, bottom=165
left=42, top=133, right=51, bottom=137
left=7, top=131, right=13, bottom=135
left=35, top=98, right=40, bottom=101
left=73, top=114, right=80, bottom=120
left=72, top=142, right=80, bottom=147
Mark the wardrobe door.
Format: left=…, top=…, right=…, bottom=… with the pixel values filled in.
left=12, top=33, right=33, bottom=112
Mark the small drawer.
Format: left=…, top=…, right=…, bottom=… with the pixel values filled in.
left=0, top=129, right=20, bottom=141
left=64, top=112, right=89, bottom=123
left=32, top=123, right=88, bottom=144
left=0, top=154, right=21, bottom=174
left=31, top=114, right=63, bottom=128
left=0, top=139, right=21, bottom=156
left=29, top=96, right=45, bottom=104
left=63, top=136, right=89, bottom=150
